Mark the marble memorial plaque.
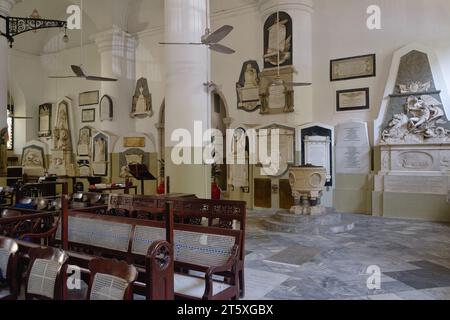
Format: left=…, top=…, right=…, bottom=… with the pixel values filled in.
left=93, top=162, right=107, bottom=177
left=304, top=136, right=331, bottom=182
left=299, top=124, right=334, bottom=186
left=241, top=87, right=260, bottom=102
left=384, top=175, right=448, bottom=195
left=336, top=121, right=371, bottom=174
left=268, top=83, right=286, bottom=109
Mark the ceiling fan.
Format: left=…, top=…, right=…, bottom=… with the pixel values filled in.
left=160, top=0, right=235, bottom=55
left=49, top=65, right=117, bottom=82
left=48, top=0, right=117, bottom=82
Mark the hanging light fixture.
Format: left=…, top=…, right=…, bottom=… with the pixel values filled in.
left=0, top=11, right=68, bottom=48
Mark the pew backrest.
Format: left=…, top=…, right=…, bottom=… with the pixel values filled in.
left=56, top=212, right=241, bottom=269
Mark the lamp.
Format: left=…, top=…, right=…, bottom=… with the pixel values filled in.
left=0, top=14, right=68, bottom=48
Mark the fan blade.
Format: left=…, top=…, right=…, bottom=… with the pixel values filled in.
left=208, top=43, right=235, bottom=54
left=159, top=42, right=203, bottom=45
left=48, top=76, right=79, bottom=79
left=11, top=115, right=32, bottom=119
left=289, top=82, right=312, bottom=87
left=203, top=25, right=233, bottom=44
left=86, top=76, right=118, bottom=82
left=71, top=65, right=87, bottom=77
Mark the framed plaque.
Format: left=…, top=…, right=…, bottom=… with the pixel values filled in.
left=81, top=108, right=96, bottom=123
left=336, top=88, right=370, bottom=112
left=330, top=54, right=376, bottom=81
left=79, top=91, right=99, bottom=106
left=123, top=137, right=146, bottom=148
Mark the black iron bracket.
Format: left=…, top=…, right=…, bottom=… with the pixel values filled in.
left=0, top=15, right=67, bottom=48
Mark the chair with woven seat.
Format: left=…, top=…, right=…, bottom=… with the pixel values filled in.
left=24, top=247, right=69, bottom=300
left=87, top=258, right=138, bottom=300
left=0, top=237, right=19, bottom=300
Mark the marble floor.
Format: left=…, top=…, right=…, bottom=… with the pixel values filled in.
left=243, top=211, right=450, bottom=300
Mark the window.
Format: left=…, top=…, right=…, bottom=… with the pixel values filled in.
left=7, top=91, right=14, bottom=151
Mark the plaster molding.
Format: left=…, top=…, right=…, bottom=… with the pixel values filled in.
left=91, top=27, right=137, bottom=54
left=258, top=0, right=314, bottom=19
left=0, top=0, right=19, bottom=16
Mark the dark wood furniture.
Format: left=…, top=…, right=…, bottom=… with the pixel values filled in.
left=0, top=237, right=19, bottom=300
left=0, top=209, right=57, bottom=243
left=68, top=194, right=247, bottom=298
left=88, top=186, right=138, bottom=195
left=87, top=258, right=138, bottom=300
left=56, top=210, right=241, bottom=300
left=24, top=246, right=68, bottom=300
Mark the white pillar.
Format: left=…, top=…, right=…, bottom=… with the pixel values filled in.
left=0, top=0, right=17, bottom=131
left=92, top=27, right=136, bottom=134
left=164, top=0, right=211, bottom=197
left=259, top=0, right=314, bottom=125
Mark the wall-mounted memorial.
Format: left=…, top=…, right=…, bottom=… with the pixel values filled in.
left=335, top=121, right=371, bottom=174
left=374, top=44, right=450, bottom=202
left=236, top=61, right=261, bottom=112
left=131, top=77, right=153, bottom=118
left=297, top=123, right=334, bottom=187
left=38, top=103, right=52, bottom=138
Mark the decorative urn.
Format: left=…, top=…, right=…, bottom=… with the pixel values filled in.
left=288, top=164, right=327, bottom=215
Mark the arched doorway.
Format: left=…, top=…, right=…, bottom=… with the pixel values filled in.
left=211, top=90, right=231, bottom=193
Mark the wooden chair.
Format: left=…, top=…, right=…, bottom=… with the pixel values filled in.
left=87, top=258, right=138, bottom=300
left=24, top=247, right=68, bottom=300
left=0, top=237, right=19, bottom=300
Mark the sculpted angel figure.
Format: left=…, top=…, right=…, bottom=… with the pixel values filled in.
left=406, top=95, right=444, bottom=131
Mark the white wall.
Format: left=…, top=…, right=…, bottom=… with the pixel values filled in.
left=8, top=0, right=450, bottom=155
left=312, top=0, right=450, bottom=144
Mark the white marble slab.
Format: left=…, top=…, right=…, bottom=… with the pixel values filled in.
left=336, top=121, right=371, bottom=174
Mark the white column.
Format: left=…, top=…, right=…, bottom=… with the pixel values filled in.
left=0, top=0, right=17, bottom=131
left=92, top=27, right=136, bottom=135
left=259, top=0, right=314, bottom=125
left=164, top=0, right=211, bottom=197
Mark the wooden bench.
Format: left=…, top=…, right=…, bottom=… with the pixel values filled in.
left=0, top=209, right=57, bottom=243
left=53, top=209, right=242, bottom=300
left=71, top=194, right=247, bottom=297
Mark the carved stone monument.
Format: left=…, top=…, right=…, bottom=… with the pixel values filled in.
left=263, top=11, right=293, bottom=68
left=21, top=142, right=47, bottom=176
left=92, top=132, right=109, bottom=177
left=131, top=78, right=153, bottom=118
left=374, top=45, right=450, bottom=219
left=258, top=123, right=295, bottom=177
left=236, top=61, right=261, bottom=112
left=49, top=98, right=75, bottom=176
left=335, top=121, right=371, bottom=174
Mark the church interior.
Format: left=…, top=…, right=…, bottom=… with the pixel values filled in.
left=0, top=0, right=449, bottom=302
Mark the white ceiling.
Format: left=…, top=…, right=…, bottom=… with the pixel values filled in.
left=9, top=0, right=258, bottom=55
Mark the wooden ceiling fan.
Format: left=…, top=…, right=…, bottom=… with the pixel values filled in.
left=49, top=65, right=117, bottom=82
left=160, top=0, right=235, bottom=55
left=48, top=0, right=118, bottom=82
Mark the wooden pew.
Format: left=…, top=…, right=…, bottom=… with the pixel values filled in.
left=66, top=194, right=247, bottom=298
left=54, top=209, right=241, bottom=300
left=0, top=209, right=57, bottom=243
left=14, top=239, right=173, bottom=300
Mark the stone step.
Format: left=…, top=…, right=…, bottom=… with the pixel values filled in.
left=263, top=212, right=355, bottom=235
